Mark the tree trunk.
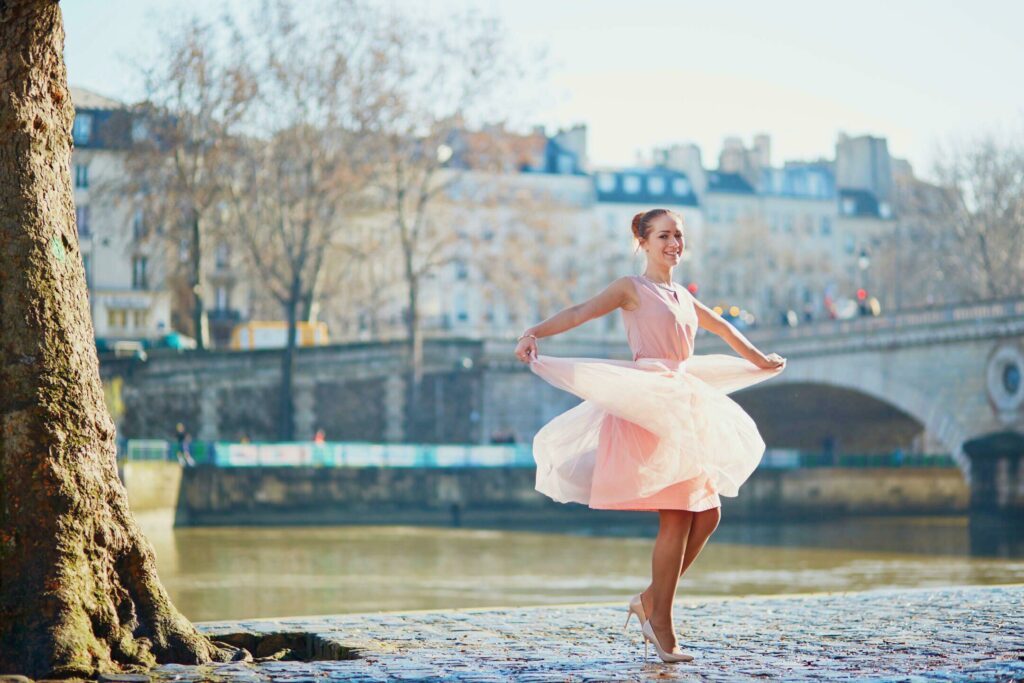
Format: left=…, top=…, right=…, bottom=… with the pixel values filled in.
left=190, top=209, right=210, bottom=350
left=404, top=273, right=423, bottom=438
left=0, top=2, right=233, bottom=676
left=278, top=276, right=300, bottom=441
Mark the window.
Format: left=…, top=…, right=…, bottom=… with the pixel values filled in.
left=707, top=206, right=720, bottom=224
left=130, top=208, right=146, bottom=240
left=820, top=216, right=832, bottom=235
left=454, top=259, right=468, bottom=280
left=179, top=238, right=189, bottom=263
left=844, top=234, right=855, bottom=254
left=131, top=256, right=148, bottom=290
left=647, top=176, right=666, bottom=194
left=130, top=118, right=149, bottom=144
left=622, top=175, right=641, bottom=194
left=672, top=178, right=691, bottom=195
left=557, top=154, right=574, bottom=174
left=455, top=292, right=469, bottom=322
left=596, top=173, right=616, bottom=192
left=132, top=310, right=149, bottom=329
left=76, top=205, right=90, bottom=237
left=72, top=113, right=92, bottom=145
left=842, top=198, right=856, bottom=215
left=74, top=164, right=89, bottom=189
left=214, top=242, right=230, bottom=268
left=107, top=308, right=127, bottom=329
left=782, top=214, right=793, bottom=233
left=808, top=174, right=821, bottom=196
left=215, top=285, right=229, bottom=310
left=724, top=206, right=738, bottom=223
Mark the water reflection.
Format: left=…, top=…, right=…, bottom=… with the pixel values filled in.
left=134, top=512, right=1024, bottom=623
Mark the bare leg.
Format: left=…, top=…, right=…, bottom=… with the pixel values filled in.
left=679, top=507, right=721, bottom=577
left=639, top=510, right=692, bottom=653
left=639, top=507, right=721, bottom=638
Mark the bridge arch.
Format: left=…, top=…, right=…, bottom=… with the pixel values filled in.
left=733, top=361, right=969, bottom=471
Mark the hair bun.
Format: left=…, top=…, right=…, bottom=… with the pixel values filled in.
left=631, top=212, right=645, bottom=239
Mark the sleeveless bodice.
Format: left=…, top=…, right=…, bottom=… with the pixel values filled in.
left=622, top=275, right=697, bottom=362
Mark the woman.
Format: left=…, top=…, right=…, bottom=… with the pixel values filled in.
left=514, top=208, right=785, bottom=663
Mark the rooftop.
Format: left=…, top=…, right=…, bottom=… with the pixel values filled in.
left=593, top=167, right=699, bottom=206
left=706, top=171, right=755, bottom=195
left=70, top=86, right=124, bottom=111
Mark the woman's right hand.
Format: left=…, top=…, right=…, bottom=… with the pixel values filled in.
left=515, top=335, right=538, bottom=363
left=754, top=352, right=786, bottom=370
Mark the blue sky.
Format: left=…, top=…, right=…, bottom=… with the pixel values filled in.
left=63, top=0, right=1024, bottom=178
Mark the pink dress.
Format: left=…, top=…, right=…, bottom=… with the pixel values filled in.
left=528, top=276, right=784, bottom=511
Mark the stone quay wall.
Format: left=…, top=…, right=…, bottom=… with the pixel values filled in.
left=119, top=463, right=969, bottom=526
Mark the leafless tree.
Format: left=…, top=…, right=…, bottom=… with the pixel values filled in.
left=221, top=0, right=381, bottom=439
left=886, top=130, right=1024, bottom=306
left=124, top=15, right=256, bottom=349
left=0, top=2, right=234, bottom=675
left=359, top=7, right=528, bottom=399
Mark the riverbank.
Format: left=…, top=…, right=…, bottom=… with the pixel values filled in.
left=146, top=584, right=1023, bottom=682
left=120, top=461, right=970, bottom=526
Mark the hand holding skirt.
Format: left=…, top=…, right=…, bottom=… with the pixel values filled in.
left=528, top=354, right=783, bottom=509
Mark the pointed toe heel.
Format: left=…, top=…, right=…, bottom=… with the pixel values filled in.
left=641, top=619, right=694, bottom=664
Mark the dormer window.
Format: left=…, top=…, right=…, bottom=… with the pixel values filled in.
left=879, top=202, right=892, bottom=219
left=622, top=175, right=641, bottom=194
left=596, top=173, right=616, bottom=192
left=72, top=113, right=92, bottom=145
left=842, top=197, right=856, bottom=215
left=672, top=178, right=690, bottom=195
left=648, top=176, right=665, bottom=194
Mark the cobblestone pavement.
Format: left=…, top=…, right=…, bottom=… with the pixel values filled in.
left=150, top=584, right=1023, bottom=682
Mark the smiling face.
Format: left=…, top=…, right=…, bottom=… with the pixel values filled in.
left=640, top=212, right=685, bottom=269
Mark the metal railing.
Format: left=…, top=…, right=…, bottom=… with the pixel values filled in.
left=117, top=439, right=954, bottom=470
left=760, top=449, right=956, bottom=469
left=118, top=439, right=535, bottom=468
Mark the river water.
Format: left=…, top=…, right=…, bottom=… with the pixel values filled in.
left=135, top=513, right=1024, bottom=622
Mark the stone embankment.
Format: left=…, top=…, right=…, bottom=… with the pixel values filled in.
left=133, top=584, right=1022, bottom=682
left=121, top=461, right=970, bottom=526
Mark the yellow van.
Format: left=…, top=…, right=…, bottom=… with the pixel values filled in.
left=229, top=321, right=330, bottom=350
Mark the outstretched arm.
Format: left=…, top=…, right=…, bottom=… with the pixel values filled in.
left=514, top=277, right=637, bottom=363
left=691, top=297, right=785, bottom=370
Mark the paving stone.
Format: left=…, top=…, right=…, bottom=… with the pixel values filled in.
left=136, top=585, right=1024, bottom=682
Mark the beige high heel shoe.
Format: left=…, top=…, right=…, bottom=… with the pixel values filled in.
left=641, top=619, right=694, bottom=663
left=623, top=592, right=646, bottom=633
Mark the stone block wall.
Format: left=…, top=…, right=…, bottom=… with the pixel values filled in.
left=162, top=465, right=969, bottom=526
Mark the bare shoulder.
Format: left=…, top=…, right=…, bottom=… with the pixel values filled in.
left=611, top=275, right=640, bottom=311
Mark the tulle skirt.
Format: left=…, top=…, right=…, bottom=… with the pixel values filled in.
left=528, top=354, right=783, bottom=510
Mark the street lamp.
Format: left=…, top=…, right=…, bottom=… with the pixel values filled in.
left=857, top=248, right=870, bottom=273
left=857, top=248, right=871, bottom=295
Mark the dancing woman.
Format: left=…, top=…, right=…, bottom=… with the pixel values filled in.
left=514, top=208, right=785, bottom=663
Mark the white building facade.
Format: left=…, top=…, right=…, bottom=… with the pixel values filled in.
left=71, top=88, right=172, bottom=344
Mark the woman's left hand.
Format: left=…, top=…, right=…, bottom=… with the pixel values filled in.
left=755, top=352, right=786, bottom=370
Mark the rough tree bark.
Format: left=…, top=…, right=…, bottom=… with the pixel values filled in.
left=0, top=2, right=233, bottom=677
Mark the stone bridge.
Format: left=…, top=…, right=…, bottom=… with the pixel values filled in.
left=102, top=298, right=1024, bottom=514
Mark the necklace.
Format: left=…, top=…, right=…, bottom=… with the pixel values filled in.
left=641, top=274, right=675, bottom=291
